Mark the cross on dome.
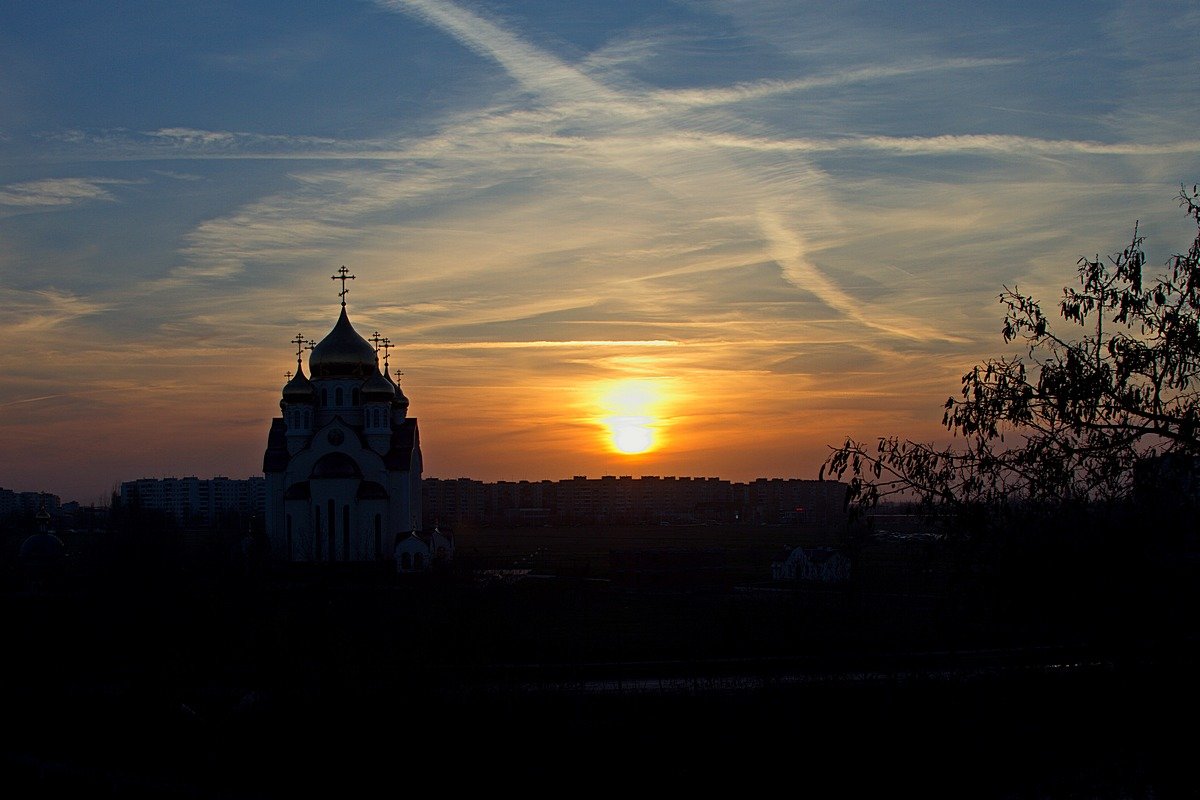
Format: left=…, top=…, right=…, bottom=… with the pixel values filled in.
left=290, top=332, right=312, bottom=369
left=332, top=265, right=356, bottom=307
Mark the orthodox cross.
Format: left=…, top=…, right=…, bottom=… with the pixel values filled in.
left=379, top=337, right=393, bottom=366
left=369, top=331, right=384, bottom=352
left=393, top=367, right=404, bottom=383
left=332, top=265, right=355, bottom=307
left=284, top=371, right=293, bottom=382
left=291, top=332, right=312, bottom=369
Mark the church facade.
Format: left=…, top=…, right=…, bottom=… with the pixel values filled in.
left=263, top=269, right=441, bottom=567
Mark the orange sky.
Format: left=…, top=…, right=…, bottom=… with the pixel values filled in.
left=2, top=1, right=1199, bottom=503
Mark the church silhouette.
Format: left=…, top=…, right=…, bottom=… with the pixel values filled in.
left=262, top=268, right=449, bottom=568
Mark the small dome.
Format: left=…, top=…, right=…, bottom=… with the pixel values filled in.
left=362, top=368, right=395, bottom=402
left=309, top=307, right=378, bottom=379
left=20, top=532, right=65, bottom=563
left=282, top=366, right=316, bottom=404
left=386, top=369, right=410, bottom=410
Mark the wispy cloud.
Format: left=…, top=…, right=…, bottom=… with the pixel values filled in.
left=649, top=58, right=1020, bottom=107
left=629, top=132, right=1200, bottom=157
left=0, top=177, right=127, bottom=207
left=411, top=339, right=677, bottom=350
left=3, top=288, right=111, bottom=331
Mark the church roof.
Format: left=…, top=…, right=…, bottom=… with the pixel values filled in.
left=384, top=418, right=420, bottom=470
left=263, top=418, right=289, bottom=472
left=309, top=307, right=379, bottom=379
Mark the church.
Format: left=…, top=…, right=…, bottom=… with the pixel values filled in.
left=262, top=268, right=450, bottom=569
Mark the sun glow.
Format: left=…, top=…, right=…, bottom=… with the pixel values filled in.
left=598, top=379, right=667, bottom=455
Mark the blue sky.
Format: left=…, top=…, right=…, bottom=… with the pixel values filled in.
left=2, top=0, right=1199, bottom=503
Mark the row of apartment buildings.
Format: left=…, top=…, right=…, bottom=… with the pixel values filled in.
left=118, top=477, right=267, bottom=528
left=0, top=487, right=62, bottom=519
left=114, top=474, right=846, bottom=529
left=423, top=475, right=848, bottom=527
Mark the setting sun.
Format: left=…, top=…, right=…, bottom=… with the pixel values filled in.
left=610, top=417, right=655, bottom=454
left=598, top=379, right=668, bottom=455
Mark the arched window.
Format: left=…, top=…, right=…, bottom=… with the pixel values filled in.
left=303, top=410, right=310, bottom=428
left=374, top=515, right=382, bottom=560
left=353, top=388, right=360, bottom=405
left=321, top=389, right=328, bottom=406
left=335, top=387, right=344, bottom=406
left=401, top=552, right=412, bottom=570
left=343, top=505, right=350, bottom=560
left=286, top=514, right=293, bottom=559
left=414, top=552, right=425, bottom=570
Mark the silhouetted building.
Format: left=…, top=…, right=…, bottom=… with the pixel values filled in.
left=119, top=476, right=264, bottom=527
left=395, top=525, right=454, bottom=573
left=19, top=500, right=65, bottom=592
left=771, top=545, right=851, bottom=583
left=740, top=478, right=847, bottom=525
left=0, top=487, right=61, bottom=520
left=263, top=270, right=434, bottom=566
left=422, top=475, right=847, bottom=527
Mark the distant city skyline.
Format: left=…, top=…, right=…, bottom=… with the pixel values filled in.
left=3, top=1, right=1200, bottom=503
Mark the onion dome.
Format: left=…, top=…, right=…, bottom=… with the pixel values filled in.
left=309, top=307, right=379, bottom=379
left=21, top=502, right=64, bottom=588
left=362, top=367, right=396, bottom=402
left=20, top=530, right=65, bottom=563
left=282, top=366, right=316, bottom=404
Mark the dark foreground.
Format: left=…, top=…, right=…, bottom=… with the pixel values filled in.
left=3, top=523, right=1196, bottom=797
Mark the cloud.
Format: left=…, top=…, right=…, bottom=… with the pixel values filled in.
left=411, top=339, right=677, bottom=350
left=129, top=0, right=1040, bottom=384
left=648, top=58, right=1020, bottom=108
left=39, top=127, right=366, bottom=161
left=0, top=177, right=126, bottom=207
left=2, top=288, right=111, bottom=331
left=625, top=132, right=1200, bottom=158
left=152, top=169, right=205, bottom=181
left=378, top=0, right=620, bottom=106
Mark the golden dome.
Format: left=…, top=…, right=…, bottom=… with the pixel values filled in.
left=309, top=307, right=378, bottom=379
left=282, top=365, right=316, bottom=404
left=362, top=367, right=396, bottom=402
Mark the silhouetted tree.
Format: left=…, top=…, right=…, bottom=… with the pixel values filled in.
left=823, top=185, right=1200, bottom=523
